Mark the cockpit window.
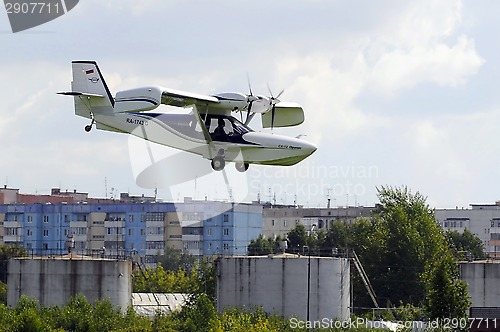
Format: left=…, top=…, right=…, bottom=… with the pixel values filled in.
left=206, top=115, right=253, bottom=142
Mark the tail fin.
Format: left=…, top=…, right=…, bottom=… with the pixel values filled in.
left=59, top=61, right=114, bottom=118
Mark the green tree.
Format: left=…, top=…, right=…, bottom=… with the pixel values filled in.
left=248, top=235, right=284, bottom=255
left=424, top=253, right=470, bottom=319
left=287, top=223, right=307, bottom=253
left=12, top=296, right=52, bottom=332
left=0, top=281, right=7, bottom=305
left=176, top=293, right=220, bottom=332
left=307, top=228, right=326, bottom=254
left=192, top=258, right=217, bottom=301
left=133, top=258, right=217, bottom=300
left=353, top=185, right=468, bottom=312
left=445, top=229, right=487, bottom=260
left=248, top=234, right=273, bottom=255
left=324, top=220, right=350, bottom=249
left=133, top=265, right=194, bottom=293
left=55, top=294, right=93, bottom=332
left=0, top=244, right=28, bottom=283
left=156, top=246, right=196, bottom=273
left=0, top=302, right=14, bottom=331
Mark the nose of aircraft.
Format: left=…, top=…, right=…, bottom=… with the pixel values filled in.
left=298, top=139, right=317, bottom=155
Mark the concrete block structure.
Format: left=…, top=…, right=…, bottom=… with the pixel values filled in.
left=216, top=254, right=350, bottom=321
left=8, top=255, right=132, bottom=311
left=460, top=260, right=500, bottom=308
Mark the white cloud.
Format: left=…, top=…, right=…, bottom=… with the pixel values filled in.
left=263, top=0, right=483, bottom=146
left=368, top=35, right=483, bottom=93
left=1, top=0, right=498, bottom=207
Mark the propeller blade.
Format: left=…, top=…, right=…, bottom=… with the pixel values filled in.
left=247, top=73, right=253, bottom=97
left=276, top=89, right=284, bottom=100
left=267, top=84, right=284, bottom=108
left=267, top=83, right=273, bottom=98
left=245, top=74, right=255, bottom=124
left=271, top=104, right=276, bottom=129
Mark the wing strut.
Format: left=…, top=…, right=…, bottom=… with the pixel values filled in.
left=192, top=105, right=216, bottom=158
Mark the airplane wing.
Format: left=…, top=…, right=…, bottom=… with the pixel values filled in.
left=161, top=87, right=220, bottom=108
left=261, top=102, right=305, bottom=128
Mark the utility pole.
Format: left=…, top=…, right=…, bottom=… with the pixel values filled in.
left=307, top=224, right=317, bottom=325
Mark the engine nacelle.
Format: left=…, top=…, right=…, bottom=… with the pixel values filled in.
left=114, top=86, right=162, bottom=113
left=212, top=92, right=248, bottom=112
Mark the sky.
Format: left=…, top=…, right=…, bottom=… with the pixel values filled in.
left=1, top=0, right=499, bottom=208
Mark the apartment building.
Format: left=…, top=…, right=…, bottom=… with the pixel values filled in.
left=262, top=204, right=374, bottom=239
left=0, top=189, right=263, bottom=262
left=435, top=202, right=500, bottom=257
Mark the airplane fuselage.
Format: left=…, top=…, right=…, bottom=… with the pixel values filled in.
left=92, top=110, right=316, bottom=166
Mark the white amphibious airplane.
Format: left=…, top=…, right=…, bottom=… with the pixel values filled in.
left=59, top=61, right=316, bottom=172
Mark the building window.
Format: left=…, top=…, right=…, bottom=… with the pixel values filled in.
left=6, top=228, right=18, bottom=236
left=27, top=215, right=32, bottom=223
left=146, top=212, right=164, bottom=221
left=43, top=229, right=49, bottom=237
left=272, top=219, right=275, bottom=227
left=43, top=215, right=49, bottom=223
left=207, top=228, right=212, bottom=236
left=76, top=214, right=87, bottom=222
left=208, top=243, right=212, bottom=250
left=128, top=229, right=134, bottom=236
left=223, top=214, right=229, bottom=222
left=140, top=229, right=145, bottom=236
left=223, top=243, right=229, bottom=250
left=129, top=215, right=135, bottom=222
left=223, top=228, right=229, bottom=236
left=283, top=220, right=287, bottom=227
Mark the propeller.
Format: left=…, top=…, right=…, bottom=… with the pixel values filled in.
left=267, top=84, right=284, bottom=130
left=244, top=74, right=258, bottom=124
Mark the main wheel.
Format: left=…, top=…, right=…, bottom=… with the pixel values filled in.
left=235, top=162, right=249, bottom=172
left=84, top=125, right=92, bottom=132
left=211, top=156, right=225, bottom=171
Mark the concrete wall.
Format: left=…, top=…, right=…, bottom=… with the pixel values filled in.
left=217, top=255, right=350, bottom=321
left=8, top=256, right=132, bottom=311
left=460, top=261, right=500, bottom=307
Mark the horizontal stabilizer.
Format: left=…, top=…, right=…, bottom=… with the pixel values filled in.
left=262, top=102, right=304, bottom=128
left=57, top=91, right=105, bottom=98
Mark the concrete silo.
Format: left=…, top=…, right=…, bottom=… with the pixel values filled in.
left=8, top=254, right=132, bottom=311
left=216, top=254, right=350, bottom=322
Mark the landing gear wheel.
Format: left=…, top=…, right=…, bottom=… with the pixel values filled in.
left=235, top=162, right=249, bottom=172
left=211, top=156, right=225, bottom=171
left=85, top=113, right=95, bottom=132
